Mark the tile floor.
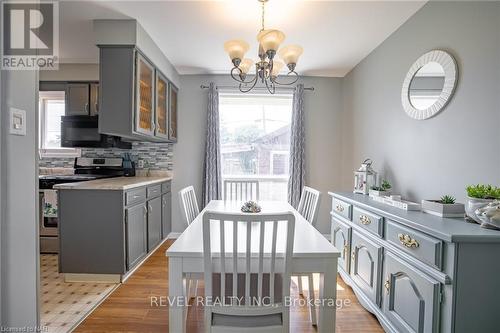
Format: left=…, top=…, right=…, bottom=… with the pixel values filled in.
left=40, top=255, right=118, bottom=333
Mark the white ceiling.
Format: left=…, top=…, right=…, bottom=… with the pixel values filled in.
left=59, top=0, right=426, bottom=77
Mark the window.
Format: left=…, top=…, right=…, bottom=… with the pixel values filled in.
left=39, top=91, right=80, bottom=158
left=219, top=93, right=293, bottom=201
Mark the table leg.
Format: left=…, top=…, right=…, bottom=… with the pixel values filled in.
left=169, top=257, right=186, bottom=333
left=318, top=258, right=338, bottom=333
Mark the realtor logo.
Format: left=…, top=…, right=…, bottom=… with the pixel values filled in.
left=1, top=1, right=59, bottom=70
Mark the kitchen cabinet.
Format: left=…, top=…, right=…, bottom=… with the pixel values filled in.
left=66, top=83, right=90, bottom=115
left=331, top=216, right=351, bottom=273
left=126, top=202, right=148, bottom=270
left=382, top=252, right=440, bottom=333
left=65, top=82, right=99, bottom=116
left=169, top=82, right=178, bottom=142
left=162, top=192, right=172, bottom=239
left=99, top=46, right=178, bottom=143
left=147, top=196, right=162, bottom=251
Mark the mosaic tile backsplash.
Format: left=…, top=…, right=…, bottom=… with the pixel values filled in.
left=39, top=142, right=173, bottom=171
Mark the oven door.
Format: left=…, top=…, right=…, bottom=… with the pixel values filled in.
left=61, top=115, right=103, bottom=148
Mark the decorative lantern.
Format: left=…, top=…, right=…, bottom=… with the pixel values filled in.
left=354, top=159, right=377, bottom=195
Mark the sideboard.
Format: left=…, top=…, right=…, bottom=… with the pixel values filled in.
left=329, top=192, right=500, bottom=333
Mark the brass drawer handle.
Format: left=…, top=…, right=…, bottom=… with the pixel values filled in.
left=398, top=233, right=419, bottom=248
left=343, top=244, right=348, bottom=258
left=351, top=251, right=355, bottom=262
left=359, top=214, right=371, bottom=225
left=384, top=279, right=390, bottom=293
left=336, top=204, right=344, bottom=212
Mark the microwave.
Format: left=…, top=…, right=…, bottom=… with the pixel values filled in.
left=61, top=116, right=131, bottom=148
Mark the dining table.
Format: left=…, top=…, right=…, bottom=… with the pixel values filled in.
left=166, top=200, right=341, bottom=333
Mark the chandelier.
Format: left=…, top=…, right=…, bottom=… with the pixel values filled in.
left=223, top=0, right=303, bottom=94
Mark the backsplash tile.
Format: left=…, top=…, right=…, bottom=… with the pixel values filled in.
left=39, top=142, right=173, bottom=171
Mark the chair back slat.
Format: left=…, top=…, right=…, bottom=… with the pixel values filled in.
left=297, top=186, right=321, bottom=226
left=223, top=180, right=259, bottom=202
left=179, top=186, right=200, bottom=225
left=203, top=211, right=295, bottom=317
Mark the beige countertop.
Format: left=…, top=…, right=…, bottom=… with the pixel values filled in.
left=53, top=176, right=172, bottom=191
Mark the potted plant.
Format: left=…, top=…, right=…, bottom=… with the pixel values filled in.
left=369, top=180, right=392, bottom=197
left=465, top=184, right=500, bottom=223
left=422, top=195, right=465, bottom=218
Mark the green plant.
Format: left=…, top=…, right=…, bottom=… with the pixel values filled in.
left=371, top=180, right=392, bottom=191
left=466, top=184, right=500, bottom=200
left=440, top=195, right=456, bottom=204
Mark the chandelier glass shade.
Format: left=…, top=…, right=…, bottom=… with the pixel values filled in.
left=223, top=0, right=303, bottom=94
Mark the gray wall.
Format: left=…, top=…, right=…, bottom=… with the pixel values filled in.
left=1, top=70, right=39, bottom=326
left=341, top=1, right=500, bottom=203
left=173, top=75, right=343, bottom=234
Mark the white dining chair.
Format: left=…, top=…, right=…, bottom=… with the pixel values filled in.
left=223, top=179, right=259, bottom=202
left=202, top=211, right=295, bottom=333
left=178, top=186, right=202, bottom=310
left=294, top=186, right=321, bottom=326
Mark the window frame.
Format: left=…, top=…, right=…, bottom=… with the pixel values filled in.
left=39, top=91, right=81, bottom=158
left=269, top=150, right=289, bottom=176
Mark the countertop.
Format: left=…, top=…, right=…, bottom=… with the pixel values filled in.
left=329, top=191, right=500, bottom=243
left=53, top=176, right=172, bottom=191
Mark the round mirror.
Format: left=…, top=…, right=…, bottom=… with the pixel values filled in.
left=402, top=50, right=458, bottom=120
left=409, top=62, right=445, bottom=110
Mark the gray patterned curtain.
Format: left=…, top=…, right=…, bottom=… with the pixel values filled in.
left=202, top=82, right=222, bottom=206
left=287, top=84, right=305, bottom=208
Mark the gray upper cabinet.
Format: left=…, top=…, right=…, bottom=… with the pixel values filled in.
left=99, top=46, right=177, bottom=143
left=66, top=83, right=90, bottom=115
left=125, top=202, right=148, bottom=270
left=350, top=230, right=383, bottom=305
left=382, top=252, right=440, bottom=333
left=147, top=196, right=162, bottom=251
left=168, top=82, right=178, bottom=142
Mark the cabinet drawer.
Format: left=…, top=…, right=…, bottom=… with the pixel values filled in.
left=382, top=252, right=440, bottom=333
left=386, top=220, right=443, bottom=270
left=147, top=184, right=162, bottom=198
left=352, top=207, right=383, bottom=238
left=161, top=182, right=171, bottom=193
left=332, top=197, right=352, bottom=220
left=126, top=188, right=146, bottom=206
left=331, top=216, right=352, bottom=274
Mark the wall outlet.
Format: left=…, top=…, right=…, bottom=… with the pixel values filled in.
left=137, top=159, right=145, bottom=168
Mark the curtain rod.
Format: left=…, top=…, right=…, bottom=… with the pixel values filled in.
left=200, top=84, right=314, bottom=91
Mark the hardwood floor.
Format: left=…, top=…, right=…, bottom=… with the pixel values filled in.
left=75, top=240, right=383, bottom=333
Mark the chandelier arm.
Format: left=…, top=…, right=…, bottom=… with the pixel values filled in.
left=239, top=75, right=259, bottom=93
left=264, top=75, right=276, bottom=94
left=271, top=70, right=299, bottom=86
left=230, top=66, right=246, bottom=83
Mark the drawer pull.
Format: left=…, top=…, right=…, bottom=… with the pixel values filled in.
left=359, top=215, right=371, bottom=225
left=336, top=204, right=344, bottom=212
left=384, top=279, right=390, bottom=293
left=398, top=233, right=419, bottom=248
left=351, top=251, right=355, bottom=262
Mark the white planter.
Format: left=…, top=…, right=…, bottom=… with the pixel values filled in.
left=465, top=197, right=495, bottom=223
left=369, top=189, right=391, bottom=197
left=422, top=200, right=465, bottom=218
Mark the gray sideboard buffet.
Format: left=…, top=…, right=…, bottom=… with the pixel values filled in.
left=329, top=192, right=500, bottom=333
left=56, top=177, right=172, bottom=280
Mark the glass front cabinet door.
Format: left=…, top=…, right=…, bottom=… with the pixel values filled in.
left=135, top=53, right=155, bottom=136
left=155, top=72, right=169, bottom=139
left=169, top=82, right=178, bottom=142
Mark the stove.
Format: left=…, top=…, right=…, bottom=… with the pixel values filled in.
left=39, top=157, right=125, bottom=253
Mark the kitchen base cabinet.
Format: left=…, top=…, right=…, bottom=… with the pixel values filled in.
left=147, top=196, right=162, bottom=251
left=329, top=191, right=500, bottom=333
left=162, top=192, right=172, bottom=239
left=58, top=180, right=172, bottom=277
left=126, top=203, right=148, bottom=270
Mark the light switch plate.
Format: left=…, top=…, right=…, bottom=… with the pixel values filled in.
left=9, top=107, right=27, bottom=136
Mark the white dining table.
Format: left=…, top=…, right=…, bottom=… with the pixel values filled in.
left=166, top=200, right=340, bottom=333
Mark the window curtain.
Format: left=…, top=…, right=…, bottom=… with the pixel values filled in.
left=287, top=84, right=305, bottom=208
left=202, top=82, right=222, bottom=207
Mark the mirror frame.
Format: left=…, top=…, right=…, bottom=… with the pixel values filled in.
left=401, top=50, right=458, bottom=120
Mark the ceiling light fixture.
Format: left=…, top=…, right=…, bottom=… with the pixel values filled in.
left=223, top=0, right=303, bottom=94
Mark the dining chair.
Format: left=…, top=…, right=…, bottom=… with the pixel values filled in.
left=223, top=179, right=259, bottom=202
left=178, top=186, right=202, bottom=309
left=202, top=211, right=295, bottom=332
left=294, top=186, right=321, bottom=326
